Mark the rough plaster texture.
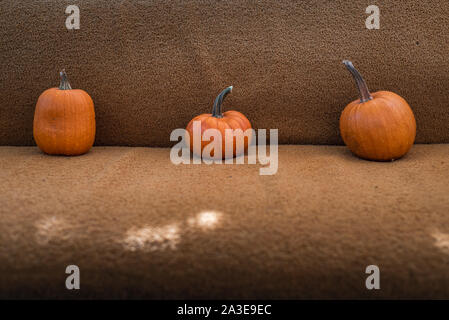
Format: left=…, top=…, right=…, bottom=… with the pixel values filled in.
left=0, top=1, right=448, bottom=146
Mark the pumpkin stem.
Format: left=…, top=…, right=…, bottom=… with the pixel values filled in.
left=343, top=60, right=372, bottom=103
left=212, top=86, right=233, bottom=118
left=59, top=69, right=72, bottom=90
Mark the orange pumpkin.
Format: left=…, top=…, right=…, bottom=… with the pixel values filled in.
left=340, top=60, right=416, bottom=161
left=186, top=86, right=252, bottom=159
left=33, top=70, right=96, bottom=156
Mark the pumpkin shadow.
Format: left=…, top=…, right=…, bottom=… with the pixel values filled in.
left=333, top=145, right=415, bottom=163
left=332, top=146, right=365, bottom=163
left=35, top=146, right=95, bottom=157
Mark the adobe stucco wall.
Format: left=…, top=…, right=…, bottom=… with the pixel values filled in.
left=1, top=0, right=448, bottom=147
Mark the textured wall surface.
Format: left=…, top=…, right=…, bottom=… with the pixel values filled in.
left=1, top=0, right=448, bottom=147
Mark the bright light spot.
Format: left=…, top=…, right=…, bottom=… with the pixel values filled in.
left=432, top=231, right=449, bottom=255
left=122, top=224, right=180, bottom=252
left=35, top=216, right=69, bottom=245
left=122, top=211, right=223, bottom=252
left=188, top=210, right=221, bottom=230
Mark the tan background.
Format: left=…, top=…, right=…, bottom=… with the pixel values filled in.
left=0, top=0, right=448, bottom=147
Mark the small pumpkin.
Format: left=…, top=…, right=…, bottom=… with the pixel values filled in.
left=33, top=70, right=96, bottom=156
left=186, top=86, right=252, bottom=159
left=340, top=60, right=416, bottom=161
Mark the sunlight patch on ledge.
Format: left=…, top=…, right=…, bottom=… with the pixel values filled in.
left=122, top=224, right=180, bottom=252
left=35, top=216, right=70, bottom=245
left=122, top=210, right=223, bottom=252
left=432, top=231, right=449, bottom=255
left=188, top=210, right=222, bottom=230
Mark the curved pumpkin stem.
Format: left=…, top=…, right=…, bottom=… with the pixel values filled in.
left=59, top=69, right=72, bottom=90
left=343, top=60, right=372, bottom=103
left=212, top=86, right=233, bottom=118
